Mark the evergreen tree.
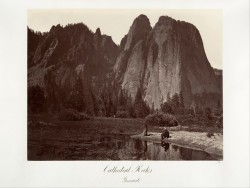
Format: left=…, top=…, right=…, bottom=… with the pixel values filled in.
left=111, top=80, right=119, bottom=116
left=118, top=89, right=126, bottom=107
left=171, top=93, right=180, bottom=110
left=134, top=89, right=150, bottom=118
left=44, top=71, right=60, bottom=112
left=91, top=90, right=99, bottom=116
left=179, top=91, right=185, bottom=108
left=161, top=102, right=173, bottom=114
left=99, top=83, right=113, bottom=117
left=205, top=107, right=212, bottom=121
left=65, top=76, right=86, bottom=112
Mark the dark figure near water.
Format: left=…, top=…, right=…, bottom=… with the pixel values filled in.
left=161, top=141, right=170, bottom=152
left=161, top=127, right=170, bottom=140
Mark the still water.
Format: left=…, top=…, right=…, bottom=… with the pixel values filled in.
left=30, top=133, right=221, bottom=160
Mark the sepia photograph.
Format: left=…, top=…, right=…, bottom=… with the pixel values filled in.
left=0, top=0, right=249, bottom=187
left=27, top=9, right=223, bottom=161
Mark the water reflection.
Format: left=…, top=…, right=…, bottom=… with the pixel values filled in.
left=85, top=134, right=219, bottom=160
left=122, top=138, right=219, bottom=160
left=31, top=133, right=221, bottom=160
left=161, top=141, right=170, bottom=152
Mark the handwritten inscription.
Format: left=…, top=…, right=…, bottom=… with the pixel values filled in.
left=103, top=164, right=152, bottom=183
left=123, top=177, right=140, bottom=183
left=104, top=164, right=152, bottom=173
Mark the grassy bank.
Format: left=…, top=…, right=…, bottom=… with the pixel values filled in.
left=28, top=115, right=146, bottom=135
left=28, top=113, right=222, bottom=135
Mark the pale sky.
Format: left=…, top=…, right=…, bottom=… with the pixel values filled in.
left=28, top=9, right=222, bottom=69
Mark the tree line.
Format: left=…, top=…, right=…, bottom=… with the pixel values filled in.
left=28, top=73, right=222, bottom=120
left=28, top=72, right=150, bottom=118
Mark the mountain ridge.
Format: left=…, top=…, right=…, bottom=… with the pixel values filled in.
left=28, top=15, right=222, bottom=115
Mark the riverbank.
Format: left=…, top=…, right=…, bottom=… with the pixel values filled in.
left=28, top=115, right=223, bottom=160
left=131, top=131, right=223, bottom=157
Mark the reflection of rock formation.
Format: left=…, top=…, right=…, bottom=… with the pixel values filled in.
left=93, top=135, right=216, bottom=160
left=117, top=138, right=146, bottom=160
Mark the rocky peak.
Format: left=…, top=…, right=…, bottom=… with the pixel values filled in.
left=124, top=14, right=152, bottom=50
left=49, top=24, right=63, bottom=33
left=114, top=14, right=221, bottom=109
left=95, top=28, right=101, bottom=36
left=136, top=14, right=150, bottom=22
left=157, top=16, right=174, bottom=25
left=93, top=28, right=102, bottom=49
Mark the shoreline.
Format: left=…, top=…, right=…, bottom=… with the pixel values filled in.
left=131, top=131, right=223, bottom=158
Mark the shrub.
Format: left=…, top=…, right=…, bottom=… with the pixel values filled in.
left=145, top=112, right=178, bottom=127
left=214, top=116, right=223, bottom=129
left=115, top=111, right=130, bottom=118
left=58, top=109, right=90, bottom=121
left=79, top=112, right=91, bottom=120
left=206, top=131, right=214, bottom=138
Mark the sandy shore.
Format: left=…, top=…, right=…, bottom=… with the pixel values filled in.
left=131, top=131, right=223, bottom=157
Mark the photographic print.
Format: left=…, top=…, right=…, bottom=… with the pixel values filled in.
left=27, top=9, right=223, bottom=161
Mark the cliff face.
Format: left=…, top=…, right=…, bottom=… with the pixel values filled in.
left=28, top=14, right=222, bottom=113
left=28, top=24, right=118, bottom=91
left=114, top=15, right=221, bottom=109
left=114, top=15, right=152, bottom=82
left=28, top=24, right=119, bottom=114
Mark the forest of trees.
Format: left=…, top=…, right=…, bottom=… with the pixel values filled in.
left=28, top=74, right=222, bottom=126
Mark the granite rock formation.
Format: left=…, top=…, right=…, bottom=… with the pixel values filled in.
left=114, top=15, right=221, bottom=109
left=28, top=14, right=222, bottom=113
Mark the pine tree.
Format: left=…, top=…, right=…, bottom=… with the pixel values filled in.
left=171, top=93, right=180, bottom=110
left=65, top=75, right=86, bottom=112
left=161, top=102, right=173, bottom=114
left=118, top=89, right=126, bottom=107
left=179, top=91, right=185, bottom=108
left=111, top=80, right=119, bottom=116
left=99, top=83, right=114, bottom=117
left=44, top=71, right=59, bottom=112
left=134, top=89, right=150, bottom=118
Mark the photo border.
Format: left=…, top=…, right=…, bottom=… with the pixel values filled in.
left=0, top=0, right=249, bottom=187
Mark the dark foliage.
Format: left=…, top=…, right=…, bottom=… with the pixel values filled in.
left=145, top=112, right=178, bottom=127
left=161, top=102, right=173, bottom=114
left=44, top=71, right=61, bottom=113
left=134, top=89, right=150, bottom=118
left=58, top=109, right=90, bottom=121
left=28, top=85, right=45, bottom=114
left=64, top=77, right=86, bottom=112
left=191, top=92, right=222, bottom=112
left=115, top=111, right=130, bottom=118
left=206, top=131, right=214, bottom=138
